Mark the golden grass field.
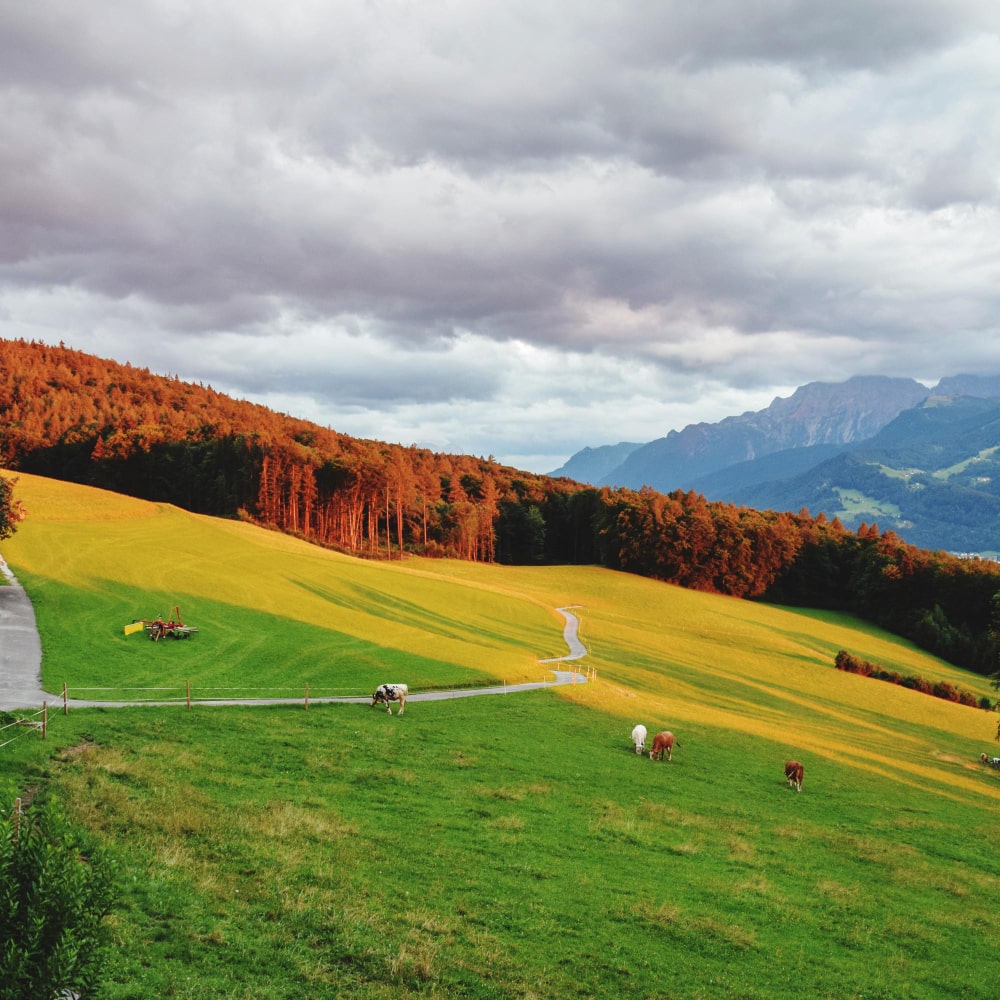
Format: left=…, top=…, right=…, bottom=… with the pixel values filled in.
left=4, top=470, right=999, bottom=810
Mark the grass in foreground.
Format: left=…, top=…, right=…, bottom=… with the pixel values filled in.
left=5, top=693, right=999, bottom=999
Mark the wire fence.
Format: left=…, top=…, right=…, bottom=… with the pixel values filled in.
left=1, top=667, right=595, bottom=757
left=47, top=681, right=371, bottom=714
left=0, top=704, right=47, bottom=748
left=54, top=673, right=580, bottom=707
left=59, top=681, right=373, bottom=708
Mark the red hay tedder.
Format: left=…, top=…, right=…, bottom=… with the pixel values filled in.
left=124, top=605, right=199, bottom=641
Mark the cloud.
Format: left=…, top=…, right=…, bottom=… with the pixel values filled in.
left=2, top=1, right=1000, bottom=472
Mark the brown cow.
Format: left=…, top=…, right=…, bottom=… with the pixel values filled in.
left=784, top=760, right=804, bottom=793
left=649, top=731, right=677, bottom=761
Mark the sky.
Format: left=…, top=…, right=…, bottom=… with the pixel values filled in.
left=3, top=1, right=1000, bottom=474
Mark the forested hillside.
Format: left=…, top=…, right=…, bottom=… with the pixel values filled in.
left=4, top=337, right=1000, bottom=680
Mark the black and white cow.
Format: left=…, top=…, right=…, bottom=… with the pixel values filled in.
left=371, top=683, right=408, bottom=715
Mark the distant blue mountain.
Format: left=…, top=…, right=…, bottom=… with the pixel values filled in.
left=731, top=394, right=1000, bottom=552
left=687, top=443, right=848, bottom=500
left=548, top=441, right=642, bottom=484
left=552, top=373, right=1000, bottom=552
left=553, top=375, right=931, bottom=489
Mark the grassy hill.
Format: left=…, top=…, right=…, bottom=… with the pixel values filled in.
left=1, top=473, right=998, bottom=998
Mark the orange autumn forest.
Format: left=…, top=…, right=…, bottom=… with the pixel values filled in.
left=3, top=335, right=1000, bottom=684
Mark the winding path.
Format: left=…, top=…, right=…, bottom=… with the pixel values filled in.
left=0, top=567, right=587, bottom=710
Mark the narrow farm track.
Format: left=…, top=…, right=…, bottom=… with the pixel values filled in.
left=0, top=573, right=587, bottom=710
left=0, top=556, right=45, bottom=711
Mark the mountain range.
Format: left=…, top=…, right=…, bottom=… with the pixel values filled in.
left=550, top=374, right=1000, bottom=554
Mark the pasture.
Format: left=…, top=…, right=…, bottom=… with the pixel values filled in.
left=1, top=473, right=999, bottom=998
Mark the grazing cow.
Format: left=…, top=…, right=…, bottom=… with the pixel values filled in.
left=980, top=753, right=1000, bottom=769
left=631, top=724, right=648, bottom=755
left=649, top=731, right=677, bottom=761
left=785, top=760, right=804, bottom=793
left=371, top=683, right=408, bottom=715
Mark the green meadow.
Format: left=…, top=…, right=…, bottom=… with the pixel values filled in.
left=2, top=473, right=999, bottom=999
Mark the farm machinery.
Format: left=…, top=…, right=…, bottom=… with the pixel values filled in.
left=124, top=605, right=199, bottom=641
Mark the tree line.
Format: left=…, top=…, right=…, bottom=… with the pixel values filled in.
left=3, top=337, right=1000, bottom=683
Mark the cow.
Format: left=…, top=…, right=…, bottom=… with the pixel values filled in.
left=785, top=760, right=804, bottom=792
left=631, top=724, right=647, bottom=755
left=980, top=753, right=1000, bottom=769
left=371, top=683, right=408, bottom=715
left=649, top=730, right=678, bottom=761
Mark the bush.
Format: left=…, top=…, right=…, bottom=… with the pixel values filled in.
left=932, top=680, right=960, bottom=703
left=874, top=669, right=903, bottom=685
left=838, top=653, right=985, bottom=706
left=0, top=793, right=117, bottom=1000
left=901, top=674, right=934, bottom=695
left=834, top=650, right=877, bottom=676
left=835, top=650, right=862, bottom=673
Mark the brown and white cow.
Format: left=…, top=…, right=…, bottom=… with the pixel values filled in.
left=371, top=683, right=408, bottom=715
left=649, top=730, right=678, bottom=761
left=784, top=760, right=804, bottom=792
left=981, top=752, right=1000, bottom=769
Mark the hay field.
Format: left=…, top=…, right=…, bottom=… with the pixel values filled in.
left=3, top=471, right=997, bottom=806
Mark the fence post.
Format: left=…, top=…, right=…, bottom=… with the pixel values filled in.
left=14, top=797, right=21, bottom=844
left=41, top=701, right=47, bottom=739
left=62, top=682, right=68, bottom=714
left=186, top=681, right=191, bottom=709
left=305, top=683, right=309, bottom=711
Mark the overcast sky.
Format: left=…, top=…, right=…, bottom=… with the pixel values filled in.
left=3, top=1, right=1000, bottom=473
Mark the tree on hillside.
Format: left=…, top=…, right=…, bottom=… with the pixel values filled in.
left=0, top=474, right=25, bottom=541
left=988, top=592, right=1000, bottom=693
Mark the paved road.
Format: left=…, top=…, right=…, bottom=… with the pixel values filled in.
left=0, top=567, right=587, bottom=710
left=0, top=556, right=46, bottom=711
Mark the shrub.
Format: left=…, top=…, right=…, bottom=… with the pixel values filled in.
left=877, top=669, right=903, bottom=685
left=0, top=793, right=117, bottom=1000
left=835, top=650, right=861, bottom=673
left=900, top=675, right=933, bottom=695
left=837, top=654, right=984, bottom=707
left=932, top=680, right=960, bottom=703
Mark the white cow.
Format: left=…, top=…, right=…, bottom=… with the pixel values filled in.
left=631, top=724, right=647, bottom=755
